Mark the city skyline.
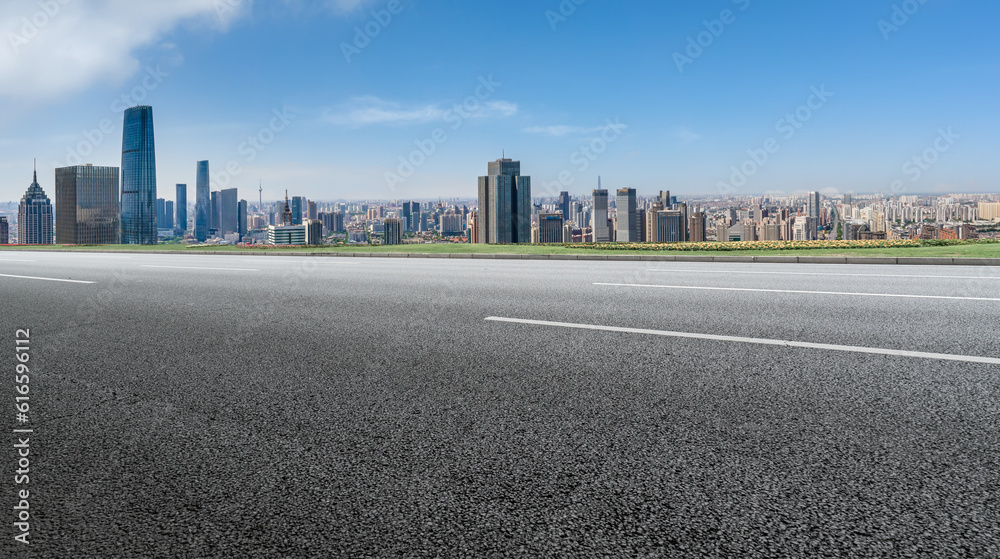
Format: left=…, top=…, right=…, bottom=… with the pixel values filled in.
left=1, top=1, right=999, bottom=203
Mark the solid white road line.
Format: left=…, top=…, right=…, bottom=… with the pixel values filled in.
left=595, top=283, right=1000, bottom=302
left=650, top=269, right=1000, bottom=280
left=141, top=265, right=258, bottom=272
left=0, top=273, right=95, bottom=284
left=0, top=258, right=36, bottom=262
left=485, top=317, right=1000, bottom=365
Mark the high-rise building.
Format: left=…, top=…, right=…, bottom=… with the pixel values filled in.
left=806, top=192, right=821, bottom=238
left=156, top=198, right=166, bottom=228
left=384, top=217, right=403, bottom=245
left=175, top=184, right=187, bottom=235
left=690, top=212, right=707, bottom=242
left=220, top=188, right=238, bottom=235
left=195, top=161, right=210, bottom=242
left=305, top=219, right=323, bottom=245
left=0, top=217, right=8, bottom=244
left=656, top=210, right=686, bottom=243
left=538, top=212, right=564, bottom=243
left=18, top=165, right=53, bottom=245
left=477, top=157, right=531, bottom=244
left=558, top=191, right=571, bottom=221
left=164, top=201, right=174, bottom=230
left=211, top=191, right=222, bottom=234
left=55, top=165, right=119, bottom=245
left=410, top=201, right=422, bottom=232
left=659, top=190, right=671, bottom=210
left=120, top=106, right=157, bottom=244
left=291, top=196, right=305, bottom=225
left=238, top=200, right=248, bottom=240
left=592, top=187, right=611, bottom=242
left=307, top=200, right=318, bottom=220
left=616, top=188, right=637, bottom=242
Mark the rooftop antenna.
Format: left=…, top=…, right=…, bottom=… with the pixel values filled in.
left=598, top=175, right=601, bottom=190
left=33, top=158, right=37, bottom=183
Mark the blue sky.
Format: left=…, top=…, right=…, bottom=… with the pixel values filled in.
left=1, top=0, right=997, bottom=203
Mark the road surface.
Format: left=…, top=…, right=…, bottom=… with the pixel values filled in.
left=2, top=251, right=998, bottom=557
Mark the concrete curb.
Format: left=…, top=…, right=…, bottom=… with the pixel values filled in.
left=3, top=248, right=1000, bottom=266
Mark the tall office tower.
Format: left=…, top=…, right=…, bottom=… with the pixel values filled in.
left=468, top=210, right=479, bottom=242
left=717, top=220, right=730, bottom=242
left=402, top=202, right=412, bottom=232
left=639, top=208, right=649, bottom=242
left=195, top=161, right=210, bottom=242
left=220, top=188, right=238, bottom=235
left=175, top=184, right=188, bottom=234
left=291, top=196, right=305, bottom=225
left=656, top=210, right=686, bottom=243
left=558, top=191, right=571, bottom=220
left=538, top=212, right=564, bottom=243
left=477, top=157, right=531, bottom=244
left=210, top=191, right=220, bottom=233
left=592, top=187, right=610, bottom=242
left=807, top=191, right=821, bottom=238
left=120, top=105, right=157, bottom=244
left=55, top=165, right=120, bottom=245
left=164, top=201, right=174, bottom=229
left=645, top=203, right=662, bottom=243
left=307, top=200, right=318, bottom=220
left=690, top=212, right=707, bottom=242
left=156, top=198, right=166, bottom=228
left=238, top=200, right=248, bottom=240
left=18, top=165, right=54, bottom=245
left=659, top=190, right=671, bottom=210
left=384, top=217, right=403, bottom=245
left=410, top=202, right=422, bottom=232
left=616, top=188, right=637, bottom=242
left=843, top=192, right=852, bottom=205
left=0, top=217, right=8, bottom=244
left=677, top=202, right=690, bottom=242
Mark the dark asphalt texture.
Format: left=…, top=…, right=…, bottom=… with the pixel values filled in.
left=2, top=252, right=999, bottom=558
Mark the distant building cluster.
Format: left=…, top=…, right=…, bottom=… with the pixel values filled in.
left=2, top=105, right=998, bottom=246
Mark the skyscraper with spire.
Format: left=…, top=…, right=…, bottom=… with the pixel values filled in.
left=592, top=177, right=611, bottom=242
left=120, top=106, right=157, bottom=244
left=18, top=161, right=54, bottom=245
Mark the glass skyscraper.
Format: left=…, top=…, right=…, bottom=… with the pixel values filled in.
left=195, top=161, right=210, bottom=242
left=18, top=166, right=54, bottom=245
left=592, top=187, right=610, bottom=242
left=176, top=183, right=187, bottom=235
left=55, top=165, right=120, bottom=245
left=120, top=106, right=157, bottom=244
left=616, top=188, right=638, bottom=242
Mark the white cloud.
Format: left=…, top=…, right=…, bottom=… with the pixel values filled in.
left=522, top=124, right=614, bottom=137
left=325, top=96, right=518, bottom=128
left=675, top=127, right=702, bottom=144
left=0, top=0, right=250, bottom=102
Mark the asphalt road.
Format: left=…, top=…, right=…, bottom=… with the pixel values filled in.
left=2, top=251, right=999, bottom=558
